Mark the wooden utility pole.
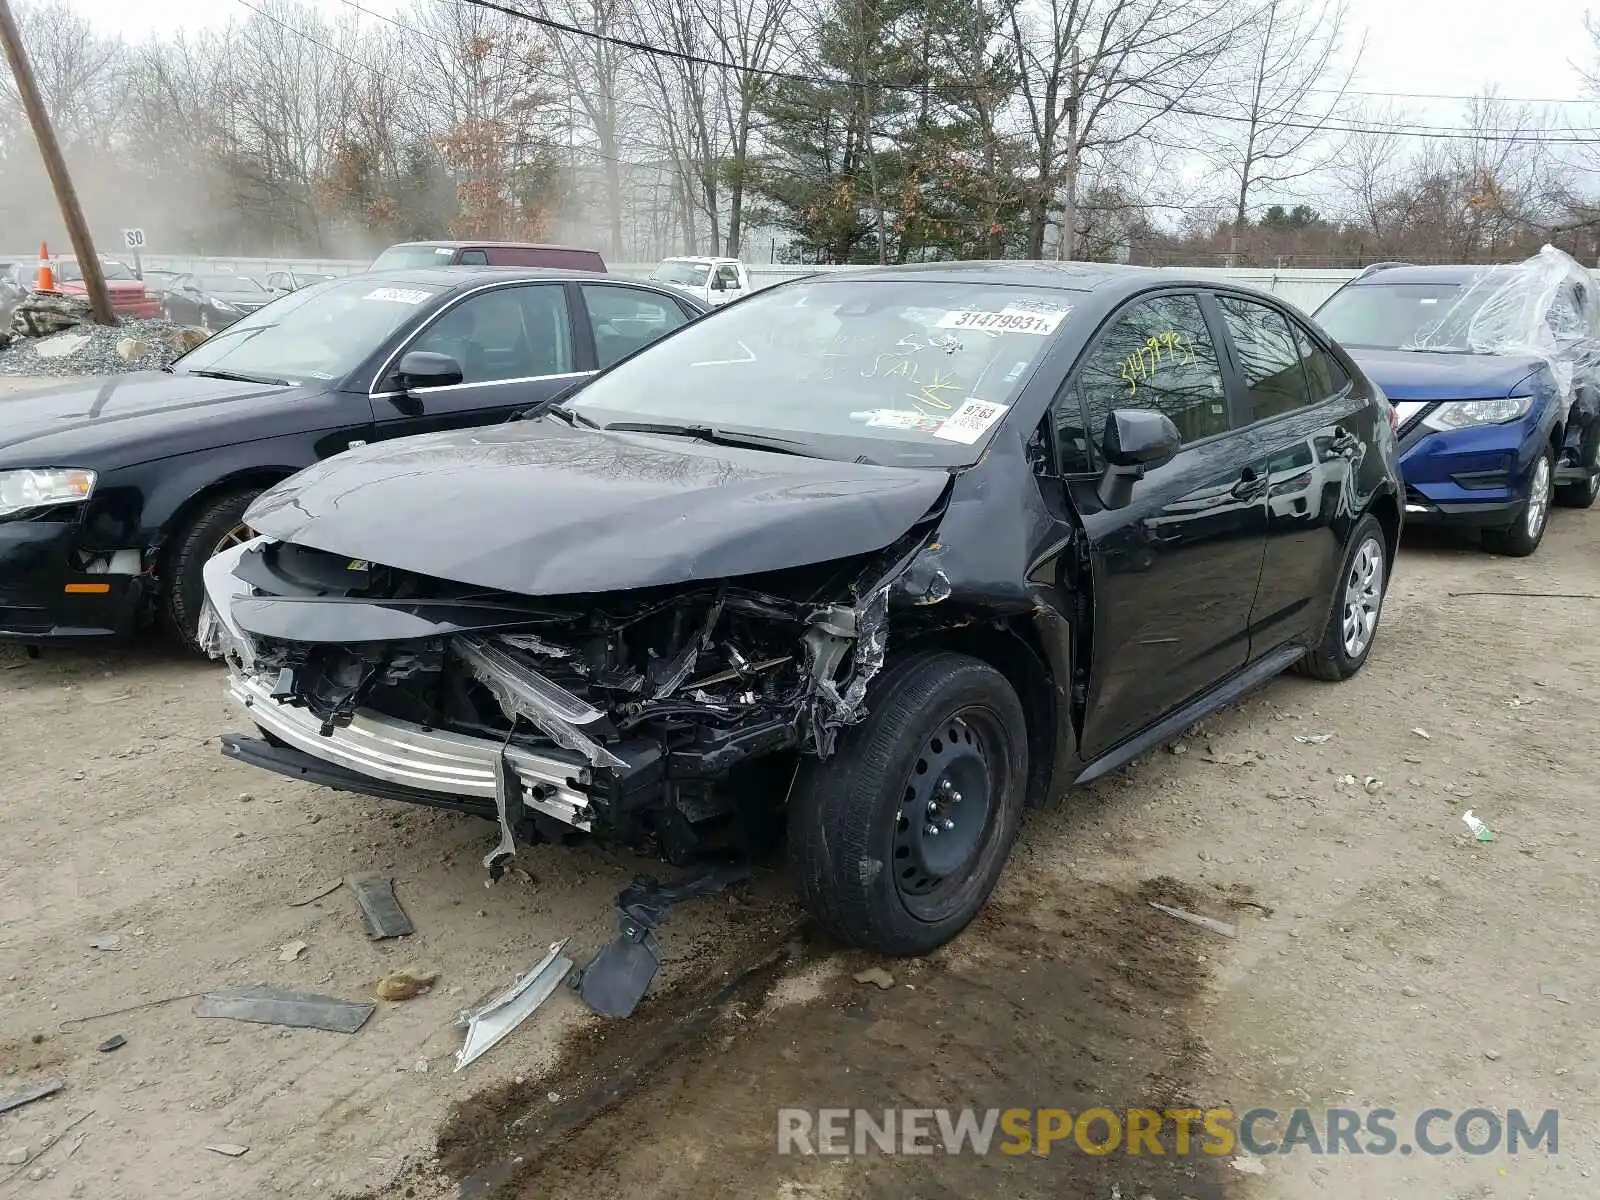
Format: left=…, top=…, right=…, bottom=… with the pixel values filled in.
left=0, top=0, right=114, bottom=325
left=1057, top=43, right=1080, bottom=262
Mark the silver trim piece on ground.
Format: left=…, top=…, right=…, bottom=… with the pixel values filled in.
left=226, top=671, right=595, bottom=830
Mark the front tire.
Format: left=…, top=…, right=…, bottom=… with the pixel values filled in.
left=1483, top=446, right=1553, bottom=556
left=1296, top=513, right=1387, bottom=682
left=162, top=489, right=261, bottom=651
left=1556, top=420, right=1600, bottom=509
left=787, top=651, right=1027, bottom=957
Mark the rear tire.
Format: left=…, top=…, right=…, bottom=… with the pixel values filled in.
left=1296, top=513, right=1387, bottom=682
left=162, top=489, right=261, bottom=652
left=1482, top=446, right=1553, bottom=556
left=787, top=651, right=1027, bottom=957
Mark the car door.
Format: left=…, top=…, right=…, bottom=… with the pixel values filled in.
left=169, top=275, right=202, bottom=324
left=1054, top=290, right=1270, bottom=760
left=711, top=263, right=744, bottom=305
left=1210, top=291, right=1368, bottom=657
left=370, top=282, right=588, bottom=439
left=577, top=282, right=694, bottom=369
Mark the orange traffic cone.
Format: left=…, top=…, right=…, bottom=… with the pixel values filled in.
left=36, top=241, right=52, bottom=292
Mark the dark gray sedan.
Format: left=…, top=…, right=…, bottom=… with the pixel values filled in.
left=161, top=273, right=277, bottom=330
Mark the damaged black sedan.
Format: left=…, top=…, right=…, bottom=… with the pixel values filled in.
left=202, top=263, right=1403, bottom=956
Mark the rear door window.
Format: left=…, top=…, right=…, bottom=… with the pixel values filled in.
left=1057, top=292, right=1229, bottom=472
left=1215, top=295, right=1315, bottom=423
left=583, top=284, right=691, bottom=368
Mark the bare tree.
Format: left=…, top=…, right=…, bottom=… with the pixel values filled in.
left=1329, top=103, right=1412, bottom=238
left=1006, top=0, right=1254, bottom=260
left=1197, top=0, right=1361, bottom=260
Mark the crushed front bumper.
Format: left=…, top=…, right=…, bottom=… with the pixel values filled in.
left=221, top=669, right=596, bottom=830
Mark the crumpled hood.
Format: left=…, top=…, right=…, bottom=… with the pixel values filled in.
left=1348, top=348, right=1543, bottom=401
left=245, top=419, right=949, bottom=595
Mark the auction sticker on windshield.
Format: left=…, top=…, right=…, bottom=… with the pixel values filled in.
left=937, top=307, right=1069, bottom=336
left=364, top=287, right=432, bottom=305
left=934, top=399, right=1009, bottom=444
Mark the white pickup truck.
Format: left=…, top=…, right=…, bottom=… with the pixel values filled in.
left=649, top=256, right=751, bottom=308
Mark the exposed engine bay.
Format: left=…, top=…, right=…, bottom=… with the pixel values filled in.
left=203, top=518, right=955, bottom=867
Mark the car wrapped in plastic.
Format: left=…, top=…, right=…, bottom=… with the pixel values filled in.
left=1315, top=245, right=1600, bottom=556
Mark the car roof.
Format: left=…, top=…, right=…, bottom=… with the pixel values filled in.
left=662, top=256, right=735, bottom=264
left=332, top=266, right=683, bottom=292
left=794, top=260, right=1269, bottom=300
left=1348, top=263, right=1515, bottom=286
left=384, top=240, right=602, bottom=252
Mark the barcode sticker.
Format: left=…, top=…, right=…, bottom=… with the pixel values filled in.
left=364, top=287, right=432, bottom=305
left=936, top=307, right=1068, bottom=335
left=934, top=399, right=1010, bottom=444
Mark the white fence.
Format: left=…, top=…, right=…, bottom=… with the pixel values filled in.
left=0, top=253, right=1437, bottom=313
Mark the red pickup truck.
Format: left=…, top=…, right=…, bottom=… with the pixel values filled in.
left=54, top=257, right=162, bottom=319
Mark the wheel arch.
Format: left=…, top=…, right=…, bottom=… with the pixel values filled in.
left=891, top=617, right=1063, bottom=810
left=1366, top=488, right=1401, bottom=572
left=155, top=468, right=295, bottom=564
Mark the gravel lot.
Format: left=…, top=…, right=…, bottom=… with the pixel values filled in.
left=2, top=370, right=1598, bottom=1197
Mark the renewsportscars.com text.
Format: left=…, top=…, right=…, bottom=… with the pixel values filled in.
left=776, top=1107, right=1559, bottom=1158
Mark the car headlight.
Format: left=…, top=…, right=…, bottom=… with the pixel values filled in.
left=213, top=299, right=238, bottom=312
left=1421, top=396, right=1532, bottom=432
left=0, top=468, right=96, bottom=518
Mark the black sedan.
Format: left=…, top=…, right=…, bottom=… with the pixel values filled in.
left=161, top=273, right=278, bottom=329
left=0, top=268, right=707, bottom=647
left=203, top=262, right=1403, bottom=957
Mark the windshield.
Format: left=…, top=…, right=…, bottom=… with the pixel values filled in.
left=1317, top=281, right=1496, bottom=351
left=371, top=244, right=456, bottom=270
left=173, top=277, right=447, bottom=386
left=58, top=260, right=135, bottom=281
left=652, top=261, right=711, bottom=288
left=567, top=278, right=1078, bottom=466
left=199, top=274, right=266, bottom=293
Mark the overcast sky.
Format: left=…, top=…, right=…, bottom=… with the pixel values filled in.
left=60, top=0, right=1600, bottom=115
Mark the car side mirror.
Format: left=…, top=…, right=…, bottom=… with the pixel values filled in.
left=396, top=350, right=463, bottom=392
left=1096, top=408, right=1182, bottom=510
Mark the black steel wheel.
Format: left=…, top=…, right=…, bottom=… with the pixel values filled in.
left=788, top=651, right=1027, bottom=956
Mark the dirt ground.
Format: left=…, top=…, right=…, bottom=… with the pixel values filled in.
left=3, top=366, right=1598, bottom=1197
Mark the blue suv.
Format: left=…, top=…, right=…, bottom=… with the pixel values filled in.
left=1316, top=258, right=1600, bottom=556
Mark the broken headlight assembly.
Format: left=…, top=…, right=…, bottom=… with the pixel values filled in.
left=1421, top=396, right=1532, bottom=431
left=0, top=468, right=96, bottom=520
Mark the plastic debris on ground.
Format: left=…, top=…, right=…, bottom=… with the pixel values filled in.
left=0, top=292, right=209, bottom=378
left=205, top=1143, right=249, bottom=1158
left=0, top=1079, right=63, bottom=1115
left=456, top=940, right=572, bottom=1071
left=96, top=1035, right=126, bottom=1053
left=1540, top=983, right=1569, bottom=1004
left=194, top=985, right=375, bottom=1033
left=347, top=874, right=414, bottom=939
left=1412, top=727, right=1431, bottom=739
left=278, top=940, right=308, bottom=962
left=1462, top=810, right=1496, bottom=842
left=1294, top=733, right=1333, bottom=745
left=1149, top=902, right=1238, bottom=939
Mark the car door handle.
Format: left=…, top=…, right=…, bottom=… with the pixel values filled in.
left=1231, top=468, right=1267, bottom=500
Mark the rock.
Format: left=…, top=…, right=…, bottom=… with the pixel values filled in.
left=1484, top=1049, right=1501, bottom=1061
left=114, top=337, right=150, bottom=362
left=3, top=1148, right=27, bottom=1166
left=1401, top=985, right=1420, bottom=998
left=10, top=291, right=92, bottom=337
left=375, top=970, right=438, bottom=1001
left=25, top=1166, right=45, bottom=1182
left=277, top=940, right=308, bottom=963
left=853, top=966, right=895, bottom=990
left=165, top=326, right=210, bottom=353
left=32, top=330, right=92, bottom=359
left=89, top=935, right=122, bottom=951
left=205, top=1143, right=249, bottom=1157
